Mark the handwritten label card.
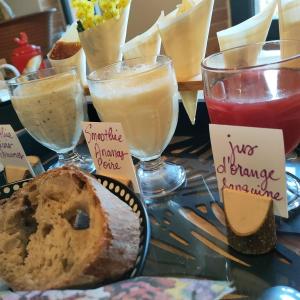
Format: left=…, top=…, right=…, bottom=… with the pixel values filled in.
left=0, top=125, right=35, bottom=176
left=82, top=122, right=140, bottom=193
left=210, top=124, right=288, bottom=218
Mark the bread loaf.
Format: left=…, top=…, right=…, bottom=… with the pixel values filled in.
left=0, top=166, right=140, bottom=291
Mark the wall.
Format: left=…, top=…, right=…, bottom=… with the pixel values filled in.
left=127, top=0, right=231, bottom=55
left=126, top=0, right=180, bottom=40
left=6, top=0, right=41, bottom=16
left=5, top=0, right=230, bottom=55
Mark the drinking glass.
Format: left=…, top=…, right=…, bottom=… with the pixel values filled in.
left=202, top=40, right=300, bottom=210
left=8, top=66, right=94, bottom=172
left=88, top=55, right=186, bottom=198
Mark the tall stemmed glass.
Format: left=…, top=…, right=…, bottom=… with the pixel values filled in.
left=88, top=55, right=186, bottom=198
left=8, top=66, right=94, bottom=172
left=202, top=40, right=300, bottom=210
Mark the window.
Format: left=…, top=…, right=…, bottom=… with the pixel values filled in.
left=230, top=0, right=279, bottom=40
left=255, top=0, right=278, bottom=18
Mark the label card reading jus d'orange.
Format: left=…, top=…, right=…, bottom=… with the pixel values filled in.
left=209, top=124, right=288, bottom=218
left=0, top=125, right=35, bottom=176
left=82, top=122, right=140, bottom=193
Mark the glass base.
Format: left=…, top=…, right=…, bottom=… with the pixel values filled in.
left=137, top=157, right=186, bottom=199
left=287, top=171, right=300, bottom=211
left=48, top=150, right=95, bottom=173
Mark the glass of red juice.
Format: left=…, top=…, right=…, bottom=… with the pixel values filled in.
left=201, top=40, right=300, bottom=210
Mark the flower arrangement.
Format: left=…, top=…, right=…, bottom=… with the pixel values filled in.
left=71, top=0, right=130, bottom=31
left=71, top=0, right=131, bottom=71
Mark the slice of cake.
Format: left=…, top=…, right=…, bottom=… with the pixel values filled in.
left=0, top=166, right=140, bottom=291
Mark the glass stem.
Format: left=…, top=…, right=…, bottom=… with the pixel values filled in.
left=58, top=150, right=80, bottom=164
left=139, top=157, right=164, bottom=172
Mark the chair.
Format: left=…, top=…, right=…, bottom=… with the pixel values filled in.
left=0, top=9, right=56, bottom=64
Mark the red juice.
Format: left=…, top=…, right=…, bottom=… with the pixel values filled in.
left=205, top=69, right=300, bottom=154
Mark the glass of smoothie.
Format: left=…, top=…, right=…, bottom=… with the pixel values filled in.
left=88, top=55, right=186, bottom=198
left=202, top=40, right=300, bottom=210
left=8, top=66, right=94, bottom=171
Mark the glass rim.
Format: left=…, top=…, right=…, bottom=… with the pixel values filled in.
left=7, top=66, right=78, bottom=86
left=87, top=55, right=172, bottom=83
left=201, top=39, right=300, bottom=72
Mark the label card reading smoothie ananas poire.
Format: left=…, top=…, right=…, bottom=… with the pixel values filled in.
left=0, top=125, right=35, bottom=177
left=82, top=122, right=140, bottom=193
left=209, top=124, right=288, bottom=218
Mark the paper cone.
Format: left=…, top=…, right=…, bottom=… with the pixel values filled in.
left=217, top=0, right=276, bottom=66
left=278, top=0, right=300, bottom=40
left=181, top=91, right=198, bottom=125
left=122, top=12, right=163, bottom=60
left=159, top=0, right=213, bottom=81
left=79, top=3, right=131, bottom=71
left=278, top=0, right=300, bottom=63
left=48, top=22, right=87, bottom=87
left=158, top=0, right=214, bottom=124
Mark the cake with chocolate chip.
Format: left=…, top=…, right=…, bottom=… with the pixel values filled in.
left=0, top=166, right=140, bottom=291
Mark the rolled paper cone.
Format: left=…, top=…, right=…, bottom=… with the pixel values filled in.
left=158, top=0, right=214, bottom=124
left=79, top=2, right=131, bottom=72
left=48, top=22, right=87, bottom=87
left=180, top=91, right=198, bottom=125
left=158, top=0, right=214, bottom=81
left=122, top=12, right=163, bottom=60
left=278, top=0, right=300, bottom=40
left=278, top=0, right=300, bottom=65
left=217, top=0, right=276, bottom=66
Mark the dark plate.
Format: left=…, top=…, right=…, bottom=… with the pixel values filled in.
left=0, top=174, right=150, bottom=286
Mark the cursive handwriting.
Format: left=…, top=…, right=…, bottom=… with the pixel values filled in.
left=0, top=127, right=13, bottom=139
left=216, top=136, right=282, bottom=201
left=94, top=143, right=128, bottom=170
left=84, top=125, right=123, bottom=144
left=0, top=150, right=24, bottom=160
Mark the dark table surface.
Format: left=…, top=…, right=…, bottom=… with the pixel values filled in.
left=2, top=100, right=300, bottom=299
left=142, top=136, right=300, bottom=299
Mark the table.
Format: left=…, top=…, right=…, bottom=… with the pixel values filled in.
left=141, top=136, right=300, bottom=299
left=2, top=100, right=300, bottom=299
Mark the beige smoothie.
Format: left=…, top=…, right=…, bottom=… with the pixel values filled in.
left=89, top=63, right=178, bottom=161
left=12, top=73, right=84, bottom=153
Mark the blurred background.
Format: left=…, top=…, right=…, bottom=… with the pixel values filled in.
left=0, top=0, right=279, bottom=64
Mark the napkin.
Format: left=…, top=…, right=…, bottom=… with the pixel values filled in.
left=217, top=0, right=276, bottom=66
left=0, top=276, right=234, bottom=300
left=48, top=22, right=87, bottom=87
left=79, top=2, right=131, bottom=72
left=158, top=0, right=214, bottom=125
left=122, top=12, right=163, bottom=60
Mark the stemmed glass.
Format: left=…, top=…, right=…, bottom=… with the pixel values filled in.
left=202, top=40, right=300, bottom=210
left=8, top=66, right=94, bottom=172
left=88, top=55, right=186, bottom=198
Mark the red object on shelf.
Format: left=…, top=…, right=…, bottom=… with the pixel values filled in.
left=11, top=32, right=45, bottom=73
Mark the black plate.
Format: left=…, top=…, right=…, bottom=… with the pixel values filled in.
left=0, top=174, right=150, bottom=284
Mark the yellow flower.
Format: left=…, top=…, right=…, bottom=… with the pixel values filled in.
left=71, top=0, right=129, bottom=30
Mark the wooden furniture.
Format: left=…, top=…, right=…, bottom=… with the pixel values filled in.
left=0, top=9, right=56, bottom=63
left=38, top=0, right=66, bottom=43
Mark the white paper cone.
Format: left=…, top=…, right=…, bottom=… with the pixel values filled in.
left=180, top=91, right=198, bottom=125
left=217, top=0, right=276, bottom=66
left=79, top=3, right=131, bottom=71
left=122, top=12, right=163, bottom=60
left=278, top=0, right=300, bottom=40
left=158, top=0, right=214, bottom=81
left=158, top=0, right=214, bottom=124
left=48, top=22, right=87, bottom=87
left=278, top=0, right=300, bottom=64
